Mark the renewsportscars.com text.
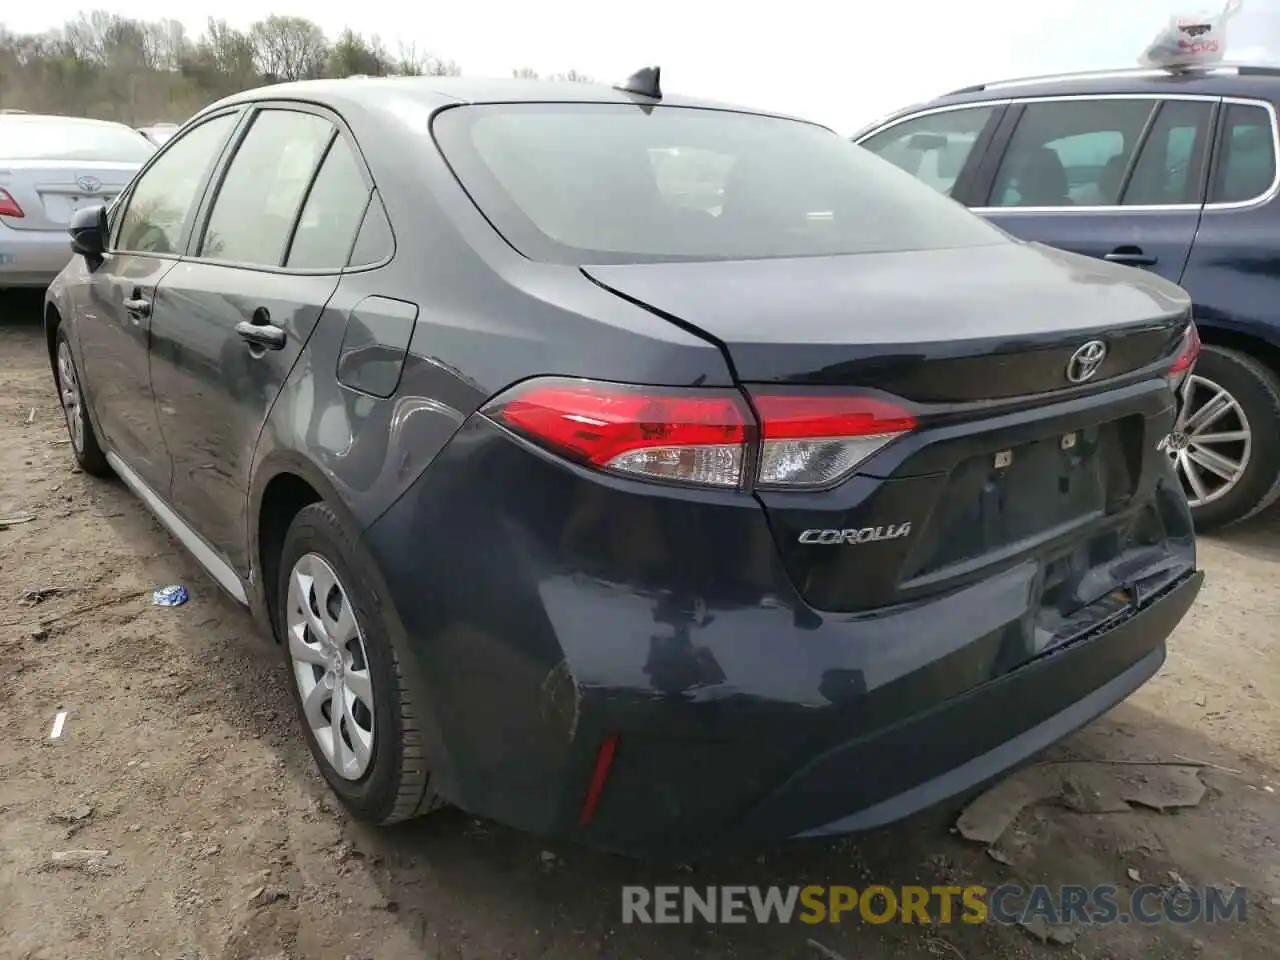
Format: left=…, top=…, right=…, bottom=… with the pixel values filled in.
left=621, top=884, right=1249, bottom=926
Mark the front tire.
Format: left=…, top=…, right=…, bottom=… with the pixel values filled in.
left=53, top=325, right=110, bottom=477
left=277, top=502, right=444, bottom=824
left=1173, top=345, right=1280, bottom=531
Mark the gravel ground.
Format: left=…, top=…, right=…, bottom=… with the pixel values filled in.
left=1, top=290, right=1278, bottom=960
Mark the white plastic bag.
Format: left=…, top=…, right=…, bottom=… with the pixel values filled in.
left=1139, top=0, right=1243, bottom=68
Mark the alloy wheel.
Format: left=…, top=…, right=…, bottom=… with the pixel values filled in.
left=286, top=552, right=376, bottom=780
left=1168, top=373, right=1252, bottom=509
left=56, top=341, right=84, bottom=454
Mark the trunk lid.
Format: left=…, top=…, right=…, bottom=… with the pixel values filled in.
left=583, top=242, right=1189, bottom=400
left=0, top=161, right=139, bottom=232
left=585, top=241, right=1192, bottom=649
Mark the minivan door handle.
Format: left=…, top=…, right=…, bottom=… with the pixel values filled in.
left=1104, top=246, right=1157, bottom=266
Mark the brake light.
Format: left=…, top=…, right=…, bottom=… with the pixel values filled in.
left=0, top=189, right=23, bottom=218
left=490, top=379, right=750, bottom=487
left=484, top=377, right=916, bottom=490
left=752, top=393, right=918, bottom=489
left=1168, top=323, right=1201, bottom=389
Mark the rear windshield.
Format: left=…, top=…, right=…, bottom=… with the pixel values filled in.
left=0, top=118, right=156, bottom=163
left=431, top=103, right=1007, bottom=264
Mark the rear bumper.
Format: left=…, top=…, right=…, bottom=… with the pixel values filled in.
left=750, top=570, right=1200, bottom=844
left=362, top=416, right=1202, bottom=861
left=0, top=225, right=73, bottom=288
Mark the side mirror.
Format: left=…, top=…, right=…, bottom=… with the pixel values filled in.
left=68, top=203, right=108, bottom=260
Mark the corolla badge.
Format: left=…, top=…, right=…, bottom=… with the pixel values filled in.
left=799, top=523, right=912, bottom=545
left=1065, top=340, right=1108, bottom=384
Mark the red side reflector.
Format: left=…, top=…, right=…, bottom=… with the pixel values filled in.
left=578, top=733, right=619, bottom=827
left=0, top=189, right=23, bottom=218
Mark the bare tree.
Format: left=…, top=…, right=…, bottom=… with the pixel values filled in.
left=142, top=20, right=190, bottom=72
left=249, top=15, right=328, bottom=82
left=395, top=41, right=460, bottom=77
left=0, top=12, right=481, bottom=121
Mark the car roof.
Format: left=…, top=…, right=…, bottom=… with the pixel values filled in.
left=199, top=75, right=814, bottom=125
left=863, top=63, right=1280, bottom=132
left=0, top=112, right=140, bottom=131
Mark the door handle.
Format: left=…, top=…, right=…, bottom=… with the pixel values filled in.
left=235, top=319, right=286, bottom=351
left=1104, top=246, right=1157, bottom=266
left=123, top=296, right=151, bottom=317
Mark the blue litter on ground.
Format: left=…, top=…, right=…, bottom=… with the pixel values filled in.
left=153, top=584, right=188, bottom=607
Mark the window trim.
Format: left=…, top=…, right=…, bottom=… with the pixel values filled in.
left=108, top=107, right=245, bottom=258
left=182, top=99, right=388, bottom=276
left=855, top=93, right=1280, bottom=214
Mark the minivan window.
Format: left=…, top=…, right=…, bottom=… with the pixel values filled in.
left=199, top=109, right=334, bottom=267
left=859, top=106, right=997, bottom=197
left=1210, top=103, right=1277, bottom=204
left=989, top=99, right=1156, bottom=207
left=432, top=103, right=1007, bottom=265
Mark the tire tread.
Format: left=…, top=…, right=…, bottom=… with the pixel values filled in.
left=279, top=502, right=444, bottom=825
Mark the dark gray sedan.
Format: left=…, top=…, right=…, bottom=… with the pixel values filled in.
left=44, top=73, right=1202, bottom=859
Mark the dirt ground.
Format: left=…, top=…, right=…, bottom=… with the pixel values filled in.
left=1, top=290, right=1278, bottom=960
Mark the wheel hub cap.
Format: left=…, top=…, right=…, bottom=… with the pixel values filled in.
left=56, top=341, right=85, bottom=454
left=286, top=553, right=376, bottom=781
left=1171, top=373, right=1252, bottom=509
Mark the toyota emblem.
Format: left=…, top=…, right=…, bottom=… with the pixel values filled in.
left=77, top=176, right=102, bottom=193
left=1065, top=340, right=1108, bottom=384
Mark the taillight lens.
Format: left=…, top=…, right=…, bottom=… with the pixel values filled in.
left=0, top=189, right=23, bottom=218
left=1168, top=323, right=1201, bottom=390
left=488, top=378, right=750, bottom=487
left=484, top=377, right=916, bottom=490
left=752, top=393, right=917, bottom=489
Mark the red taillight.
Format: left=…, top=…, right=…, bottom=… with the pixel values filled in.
left=752, top=393, right=918, bottom=489
left=0, top=189, right=23, bottom=218
left=484, top=377, right=916, bottom=490
left=1169, top=323, right=1201, bottom=378
left=489, top=379, right=749, bottom=488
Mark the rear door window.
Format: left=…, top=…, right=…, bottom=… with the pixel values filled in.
left=1209, top=102, right=1277, bottom=204
left=1122, top=99, right=1214, bottom=206
left=988, top=99, right=1157, bottom=208
left=198, top=109, right=334, bottom=267
left=859, top=106, right=998, bottom=197
left=285, top=135, right=371, bottom=270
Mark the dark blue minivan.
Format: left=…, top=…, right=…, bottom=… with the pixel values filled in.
left=856, top=64, right=1280, bottom=530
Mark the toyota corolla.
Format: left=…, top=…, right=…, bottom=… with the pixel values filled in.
left=44, top=71, right=1203, bottom=859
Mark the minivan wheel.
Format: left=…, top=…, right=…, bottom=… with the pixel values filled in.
left=53, top=327, right=110, bottom=477
left=278, top=502, right=444, bottom=824
left=1171, top=345, right=1280, bottom=531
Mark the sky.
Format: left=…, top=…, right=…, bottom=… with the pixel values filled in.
left=6, top=0, right=1280, bottom=133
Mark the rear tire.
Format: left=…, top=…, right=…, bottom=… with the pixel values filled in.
left=1175, top=345, right=1280, bottom=532
left=52, top=325, right=110, bottom=477
left=277, top=501, right=444, bottom=824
